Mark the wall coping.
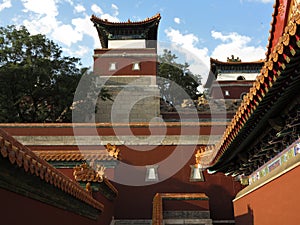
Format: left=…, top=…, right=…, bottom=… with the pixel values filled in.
left=233, top=153, right=300, bottom=201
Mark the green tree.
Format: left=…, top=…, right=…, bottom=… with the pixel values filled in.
left=71, top=70, right=112, bottom=122
left=0, top=25, right=83, bottom=122
left=158, top=49, right=202, bottom=106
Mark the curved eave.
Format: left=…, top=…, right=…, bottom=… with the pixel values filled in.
left=202, top=9, right=300, bottom=172
left=91, top=14, right=161, bottom=48
left=210, top=57, right=265, bottom=66
left=90, top=13, right=161, bottom=26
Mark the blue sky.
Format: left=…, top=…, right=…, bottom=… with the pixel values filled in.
left=0, top=0, right=275, bottom=82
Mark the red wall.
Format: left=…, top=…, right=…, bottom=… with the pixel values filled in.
left=112, top=152, right=242, bottom=220
left=93, top=48, right=157, bottom=76
left=234, top=165, right=300, bottom=225
left=0, top=188, right=112, bottom=225
left=0, top=124, right=241, bottom=222
left=211, top=81, right=253, bottom=99
left=0, top=123, right=223, bottom=136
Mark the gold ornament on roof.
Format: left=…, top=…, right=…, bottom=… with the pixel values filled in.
left=195, top=146, right=206, bottom=166
left=73, top=162, right=106, bottom=183
left=106, top=143, right=120, bottom=159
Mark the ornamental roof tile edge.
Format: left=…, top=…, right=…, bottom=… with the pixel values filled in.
left=35, top=150, right=116, bottom=162
left=265, top=0, right=279, bottom=59
left=210, top=57, right=265, bottom=65
left=0, top=128, right=104, bottom=212
left=90, top=13, right=161, bottom=25
left=201, top=5, right=300, bottom=168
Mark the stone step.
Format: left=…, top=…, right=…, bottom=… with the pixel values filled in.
left=164, top=218, right=213, bottom=225
left=113, top=219, right=151, bottom=225
left=163, top=211, right=211, bottom=219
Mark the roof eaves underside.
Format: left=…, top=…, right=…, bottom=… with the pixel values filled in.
left=201, top=10, right=300, bottom=173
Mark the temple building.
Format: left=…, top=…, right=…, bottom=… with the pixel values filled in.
left=90, top=14, right=161, bottom=123
left=205, top=56, right=264, bottom=100
left=1, top=1, right=300, bottom=225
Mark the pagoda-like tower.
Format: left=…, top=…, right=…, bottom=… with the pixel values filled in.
left=91, top=14, right=161, bottom=123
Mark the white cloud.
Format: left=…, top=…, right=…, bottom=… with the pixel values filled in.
left=164, top=28, right=266, bottom=84
left=91, top=4, right=103, bottom=15
left=72, top=15, right=99, bottom=48
left=111, top=4, right=119, bottom=16
left=74, top=45, right=89, bottom=56
left=19, top=0, right=119, bottom=61
left=64, top=0, right=74, bottom=5
left=51, top=24, right=82, bottom=46
left=211, top=30, right=266, bottom=62
left=23, top=15, right=58, bottom=35
left=90, top=4, right=119, bottom=22
left=21, top=0, right=59, bottom=36
left=165, top=28, right=198, bottom=47
left=74, top=4, right=85, bottom=13
left=63, top=45, right=89, bottom=57
left=20, top=0, right=90, bottom=47
left=174, top=17, right=180, bottom=24
left=100, top=13, right=120, bottom=22
left=165, top=28, right=210, bottom=80
left=0, top=0, right=12, bottom=12
left=21, top=0, right=58, bottom=17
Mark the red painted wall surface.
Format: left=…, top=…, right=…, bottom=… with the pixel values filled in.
left=0, top=124, right=241, bottom=221
left=234, top=165, right=300, bottom=225
left=93, top=48, right=157, bottom=76
left=0, top=123, right=225, bottom=136
left=211, top=81, right=253, bottom=99
left=0, top=188, right=113, bottom=225
left=112, top=152, right=242, bottom=221
left=163, top=199, right=210, bottom=211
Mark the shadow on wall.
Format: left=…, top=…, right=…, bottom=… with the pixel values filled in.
left=235, top=205, right=254, bottom=225
left=205, top=184, right=237, bottom=220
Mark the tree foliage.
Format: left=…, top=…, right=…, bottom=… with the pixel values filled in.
left=0, top=25, right=83, bottom=122
left=157, top=49, right=202, bottom=106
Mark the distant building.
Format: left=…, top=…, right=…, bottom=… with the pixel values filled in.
left=205, top=56, right=264, bottom=100
left=90, top=14, right=161, bottom=123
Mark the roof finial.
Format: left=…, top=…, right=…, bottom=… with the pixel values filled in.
left=227, top=55, right=241, bottom=62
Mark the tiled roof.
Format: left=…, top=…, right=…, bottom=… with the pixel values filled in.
left=265, top=0, right=292, bottom=60
left=210, top=58, right=265, bottom=65
left=73, top=162, right=118, bottom=200
left=201, top=5, right=300, bottom=170
left=0, top=128, right=104, bottom=212
left=36, top=150, right=116, bottom=162
left=91, top=13, right=161, bottom=26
